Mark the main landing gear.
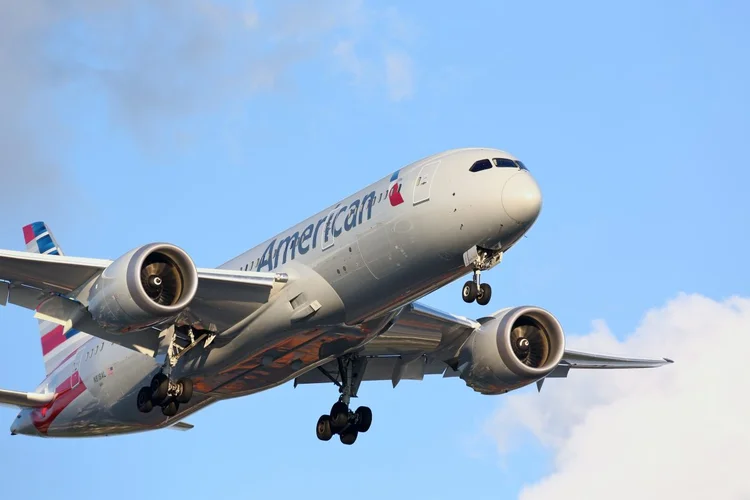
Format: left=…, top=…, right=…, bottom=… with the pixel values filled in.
left=462, top=247, right=502, bottom=306
left=136, top=325, right=207, bottom=417
left=315, top=354, right=372, bottom=445
left=137, top=373, right=193, bottom=417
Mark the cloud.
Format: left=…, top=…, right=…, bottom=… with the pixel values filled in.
left=385, top=51, right=415, bottom=101
left=485, top=293, right=750, bottom=499
left=0, top=3, right=74, bottom=218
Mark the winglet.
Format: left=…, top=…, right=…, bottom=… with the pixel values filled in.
left=664, top=358, right=674, bottom=363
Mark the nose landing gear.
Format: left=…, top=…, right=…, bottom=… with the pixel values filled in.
left=462, top=247, right=502, bottom=306
left=462, top=271, right=492, bottom=306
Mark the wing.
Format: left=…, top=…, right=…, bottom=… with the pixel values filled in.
left=0, top=249, right=289, bottom=353
left=0, top=388, right=55, bottom=408
left=295, top=302, right=672, bottom=388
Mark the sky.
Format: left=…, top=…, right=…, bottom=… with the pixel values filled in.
left=0, top=1, right=748, bottom=498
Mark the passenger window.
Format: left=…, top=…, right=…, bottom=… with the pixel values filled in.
left=492, top=158, right=517, bottom=168
left=469, top=159, right=492, bottom=172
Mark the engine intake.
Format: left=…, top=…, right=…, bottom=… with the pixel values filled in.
left=87, top=243, right=198, bottom=333
left=457, top=306, right=565, bottom=394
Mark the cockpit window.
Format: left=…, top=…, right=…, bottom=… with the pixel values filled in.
left=492, top=158, right=517, bottom=168
left=469, top=159, right=493, bottom=172
left=515, top=160, right=528, bottom=171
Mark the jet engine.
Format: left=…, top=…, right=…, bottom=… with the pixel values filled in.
left=86, top=243, right=199, bottom=333
left=457, top=306, right=565, bottom=394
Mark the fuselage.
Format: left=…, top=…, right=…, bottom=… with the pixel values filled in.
left=11, top=147, right=542, bottom=437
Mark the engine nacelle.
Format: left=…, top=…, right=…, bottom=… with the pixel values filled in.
left=87, top=243, right=199, bottom=333
left=457, top=306, right=565, bottom=394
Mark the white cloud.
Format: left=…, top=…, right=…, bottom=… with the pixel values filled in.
left=385, top=51, right=414, bottom=101
left=485, top=293, right=750, bottom=499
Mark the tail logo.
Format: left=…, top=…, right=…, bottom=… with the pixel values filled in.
left=388, top=170, right=404, bottom=206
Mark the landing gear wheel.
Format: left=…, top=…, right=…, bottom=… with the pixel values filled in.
left=137, top=387, right=153, bottom=413
left=462, top=281, right=478, bottom=303
left=316, top=415, right=333, bottom=441
left=340, top=428, right=358, bottom=445
left=476, top=283, right=492, bottom=306
left=150, top=373, right=169, bottom=405
left=355, top=406, right=372, bottom=433
left=330, top=401, right=349, bottom=431
left=176, top=378, right=193, bottom=404
left=162, top=400, right=179, bottom=417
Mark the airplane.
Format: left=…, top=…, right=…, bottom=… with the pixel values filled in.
left=0, top=148, right=672, bottom=444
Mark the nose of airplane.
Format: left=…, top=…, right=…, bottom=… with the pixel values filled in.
left=502, top=171, right=542, bottom=225
left=10, top=411, right=35, bottom=436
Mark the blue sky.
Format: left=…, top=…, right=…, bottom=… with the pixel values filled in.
left=0, top=1, right=748, bottom=498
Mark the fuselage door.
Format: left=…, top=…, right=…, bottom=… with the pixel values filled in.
left=70, top=350, right=83, bottom=390
left=412, top=161, right=441, bottom=206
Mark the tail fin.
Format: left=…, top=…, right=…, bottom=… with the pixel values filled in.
left=21, top=222, right=87, bottom=374
left=22, top=221, right=64, bottom=256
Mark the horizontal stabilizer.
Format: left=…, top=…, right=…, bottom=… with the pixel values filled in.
left=0, top=389, right=55, bottom=408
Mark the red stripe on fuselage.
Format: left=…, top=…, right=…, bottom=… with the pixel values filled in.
left=41, top=325, right=67, bottom=356
left=31, top=373, right=86, bottom=434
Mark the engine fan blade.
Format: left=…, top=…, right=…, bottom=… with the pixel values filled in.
left=140, top=260, right=182, bottom=306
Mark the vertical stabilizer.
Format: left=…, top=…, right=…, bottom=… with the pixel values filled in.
left=22, top=221, right=64, bottom=256
left=21, top=222, right=88, bottom=374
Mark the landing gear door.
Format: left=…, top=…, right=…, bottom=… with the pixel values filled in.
left=412, top=161, right=441, bottom=206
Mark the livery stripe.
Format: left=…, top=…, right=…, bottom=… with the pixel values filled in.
left=22, top=225, right=36, bottom=244
left=390, top=170, right=400, bottom=182
left=31, top=373, right=87, bottom=435
left=36, top=234, right=55, bottom=254
left=41, top=326, right=80, bottom=356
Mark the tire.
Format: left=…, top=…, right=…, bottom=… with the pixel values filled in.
left=330, top=401, right=349, bottom=431
left=150, top=373, right=169, bottom=405
left=462, top=281, right=478, bottom=303
left=176, top=378, right=193, bottom=404
left=137, top=387, right=153, bottom=413
left=340, top=429, right=358, bottom=445
left=355, top=406, right=372, bottom=433
left=476, top=283, right=492, bottom=306
left=162, top=401, right=179, bottom=417
left=316, top=415, right=333, bottom=441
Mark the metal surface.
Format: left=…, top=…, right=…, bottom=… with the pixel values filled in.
left=0, top=147, right=672, bottom=439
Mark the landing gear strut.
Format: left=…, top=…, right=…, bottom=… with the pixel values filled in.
left=462, top=247, right=502, bottom=306
left=136, top=325, right=201, bottom=417
left=315, top=354, right=372, bottom=445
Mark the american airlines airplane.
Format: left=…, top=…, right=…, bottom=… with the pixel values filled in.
left=0, top=148, right=672, bottom=444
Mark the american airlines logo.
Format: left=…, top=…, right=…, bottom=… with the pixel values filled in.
left=388, top=170, right=404, bottom=206
left=242, top=170, right=405, bottom=273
